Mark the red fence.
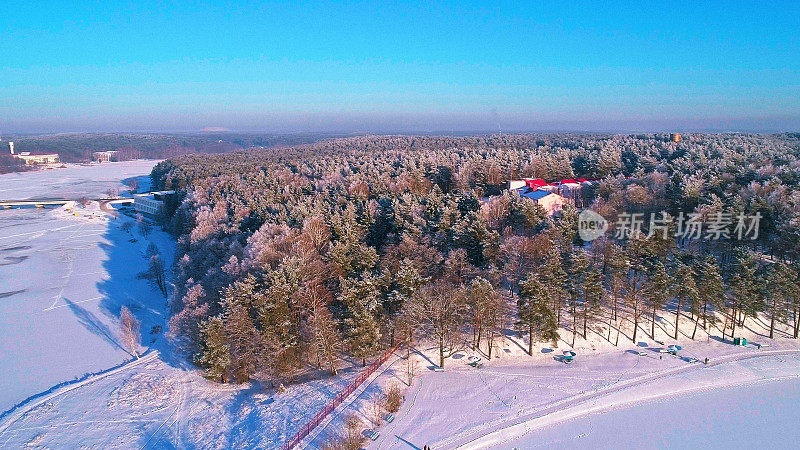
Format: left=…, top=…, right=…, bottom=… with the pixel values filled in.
left=281, top=346, right=398, bottom=450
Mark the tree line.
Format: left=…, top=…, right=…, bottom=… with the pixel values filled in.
left=150, top=133, right=800, bottom=383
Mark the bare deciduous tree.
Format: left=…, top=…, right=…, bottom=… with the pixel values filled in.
left=139, top=250, right=168, bottom=299
left=401, top=281, right=467, bottom=368
left=119, top=306, right=141, bottom=358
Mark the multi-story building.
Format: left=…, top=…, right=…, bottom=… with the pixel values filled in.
left=133, top=191, right=175, bottom=218
left=16, top=152, right=60, bottom=165
left=92, top=151, right=117, bottom=163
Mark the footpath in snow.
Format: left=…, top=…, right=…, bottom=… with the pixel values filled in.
left=372, top=339, right=800, bottom=449
left=504, top=376, right=800, bottom=449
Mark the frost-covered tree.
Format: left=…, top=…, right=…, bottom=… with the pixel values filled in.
left=518, top=274, right=559, bottom=352
left=197, top=317, right=231, bottom=383
left=148, top=133, right=800, bottom=384
left=305, top=285, right=341, bottom=375
left=694, top=257, right=723, bottom=340
left=340, top=275, right=382, bottom=366
left=119, top=306, right=141, bottom=358
left=465, top=277, right=506, bottom=356
left=401, top=282, right=467, bottom=368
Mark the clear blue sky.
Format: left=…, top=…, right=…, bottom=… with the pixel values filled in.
left=2, top=1, right=799, bottom=133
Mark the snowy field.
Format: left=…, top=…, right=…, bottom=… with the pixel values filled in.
left=372, top=342, right=800, bottom=449
left=1, top=331, right=798, bottom=449
left=0, top=350, right=398, bottom=448
left=505, top=377, right=800, bottom=449
left=0, top=160, right=171, bottom=412
left=0, top=160, right=158, bottom=200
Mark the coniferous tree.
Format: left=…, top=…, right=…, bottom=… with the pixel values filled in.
left=646, top=261, right=669, bottom=341
left=197, top=317, right=231, bottom=383
left=566, top=250, right=590, bottom=346
left=262, top=269, right=303, bottom=377
left=728, top=252, right=759, bottom=340
left=168, top=283, right=210, bottom=355
left=305, top=284, right=341, bottom=375
left=220, top=276, right=262, bottom=381
left=694, top=257, right=723, bottom=340
left=340, top=275, right=382, bottom=366
left=542, top=247, right=567, bottom=325
left=581, top=257, right=604, bottom=340
left=671, top=263, right=697, bottom=340
left=790, top=263, right=800, bottom=339
left=148, top=133, right=800, bottom=385
left=625, top=238, right=650, bottom=343
left=765, top=262, right=799, bottom=339
left=518, top=274, right=559, bottom=353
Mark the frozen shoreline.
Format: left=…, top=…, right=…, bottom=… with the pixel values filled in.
left=0, top=160, right=172, bottom=412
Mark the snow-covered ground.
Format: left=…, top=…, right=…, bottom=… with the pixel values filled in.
left=0, top=160, right=158, bottom=200
left=2, top=327, right=797, bottom=449
left=505, top=377, right=800, bottom=449
left=0, top=350, right=398, bottom=448
left=371, top=340, right=800, bottom=449
left=0, top=160, right=172, bottom=413
left=3, top=160, right=800, bottom=449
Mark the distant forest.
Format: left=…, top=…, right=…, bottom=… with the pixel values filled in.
left=0, top=132, right=346, bottom=166
left=149, top=133, right=800, bottom=385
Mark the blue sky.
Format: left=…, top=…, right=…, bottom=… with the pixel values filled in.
left=1, top=1, right=799, bottom=133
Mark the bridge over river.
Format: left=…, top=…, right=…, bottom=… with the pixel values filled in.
left=0, top=198, right=134, bottom=210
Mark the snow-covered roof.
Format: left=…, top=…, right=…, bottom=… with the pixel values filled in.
left=516, top=187, right=554, bottom=201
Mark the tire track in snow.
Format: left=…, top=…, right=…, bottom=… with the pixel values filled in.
left=0, top=351, right=160, bottom=439
left=447, top=349, right=800, bottom=449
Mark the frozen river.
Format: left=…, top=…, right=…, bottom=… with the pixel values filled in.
left=0, top=160, right=173, bottom=413
left=0, top=160, right=158, bottom=200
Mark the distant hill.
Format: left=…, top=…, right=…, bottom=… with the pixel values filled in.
left=0, top=132, right=347, bottom=163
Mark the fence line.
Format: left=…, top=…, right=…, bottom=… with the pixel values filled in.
left=281, top=345, right=398, bottom=450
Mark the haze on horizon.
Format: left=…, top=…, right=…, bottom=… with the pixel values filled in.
left=2, top=1, right=799, bottom=135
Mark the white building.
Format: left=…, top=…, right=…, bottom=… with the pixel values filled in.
left=507, top=180, right=527, bottom=190
left=134, top=191, right=175, bottom=217
left=92, top=151, right=117, bottom=163
left=16, top=152, right=60, bottom=165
